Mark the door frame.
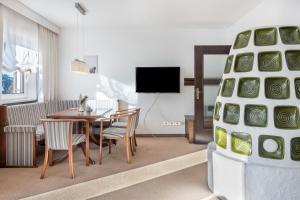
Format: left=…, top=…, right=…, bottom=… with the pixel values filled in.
left=194, top=45, right=231, bottom=144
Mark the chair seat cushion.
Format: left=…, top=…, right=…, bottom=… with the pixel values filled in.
left=72, top=134, right=86, bottom=145
left=36, top=124, right=45, bottom=141
left=103, top=127, right=126, bottom=138
left=111, top=121, right=127, bottom=128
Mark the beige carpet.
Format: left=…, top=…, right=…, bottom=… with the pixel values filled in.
left=90, top=163, right=218, bottom=200
left=0, top=137, right=205, bottom=200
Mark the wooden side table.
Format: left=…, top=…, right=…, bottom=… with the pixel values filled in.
left=185, top=115, right=194, bottom=143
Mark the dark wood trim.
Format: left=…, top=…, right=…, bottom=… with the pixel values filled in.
left=194, top=45, right=231, bottom=144
left=185, top=78, right=221, bottom=86
left=136, top=134, right=185, bottom=137
left=184, top=78, right=195, bottom=86
left=203, top=79, right=221, bottom=85
left=0, top=105, right=7, bottom=167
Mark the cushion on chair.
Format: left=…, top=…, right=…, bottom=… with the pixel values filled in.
left=72, top=134, right=86, bottom=145
left=111, top=121, right=127, bottom=128
left=103, top=127, right=126, bottom=137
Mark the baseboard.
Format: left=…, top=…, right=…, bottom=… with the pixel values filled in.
left=136, top=134, right=185, bottom=137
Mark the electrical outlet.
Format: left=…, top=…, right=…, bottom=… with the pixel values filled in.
left=163, top=121, right=184, bottom=126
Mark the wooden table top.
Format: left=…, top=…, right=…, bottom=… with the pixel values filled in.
left=48, top=108, right=113, bottom=120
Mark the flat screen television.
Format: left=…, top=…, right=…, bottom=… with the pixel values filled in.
left=136, top=67, right=180, bottom=93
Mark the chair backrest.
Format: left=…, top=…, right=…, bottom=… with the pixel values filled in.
left=42, top=120, right=73, bottom=150
left=134, top=108, right=140, bottom=129
left=127, top=112, right=137, bottom=137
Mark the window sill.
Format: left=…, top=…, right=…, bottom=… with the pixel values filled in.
left=1, top=98, right=38, bottom=106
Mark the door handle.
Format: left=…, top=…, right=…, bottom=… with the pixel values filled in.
left=196, top=88, right=200, bottom=100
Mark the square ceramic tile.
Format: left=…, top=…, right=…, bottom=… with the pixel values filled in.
left=231, top=132, right=252, bottom=156
left=259, top=135, right=284, bottom=160
left=244, top=104, right=267, bottom=127
left=234, top=53, right=254, bottom=72
left=224, top=55, right=233, bottom=74
left=221, top=78, right=235, bottom=97
left=258, top=51, right=282, bottom=71
left=285, top=50, right=300, bottom=71
left=223, top=103, right=240, bottom=125
left=233, top=30, right=251, bottom=49
left=238, top=78, right=260, bottom=98
left=274, top=106, right=300, bottom=129
left=279, top=26, right=300, bottom=44
left=291, top=137, right=300, bottom=161
left=294, top=78, right=300, bottom=99
left=214, top=102, right=222, bottom=121
left=215, top=127, right=227, bottom=149
left=265, top=77, right=290, bottom=99
left=255, top=27, right=277, bottom=46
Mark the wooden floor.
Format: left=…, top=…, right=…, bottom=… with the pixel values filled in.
left=90, top=164, right=218, bottom=200
left=0, top=137, right=206, bottom=200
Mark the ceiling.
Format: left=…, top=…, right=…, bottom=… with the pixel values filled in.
left=18, top=0, right=264, bottom=29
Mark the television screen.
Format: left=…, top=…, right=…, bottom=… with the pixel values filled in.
left=136, top=67, right=180, bottom=93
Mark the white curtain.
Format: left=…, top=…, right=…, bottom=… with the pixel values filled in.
left=38, top=25, right=58, bottom=101
left=2, top=6, right=38, bottom=72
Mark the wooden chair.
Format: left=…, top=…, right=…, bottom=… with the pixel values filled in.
left=98, top=112, right=137, bottom=164
left=40, top=119, right=89, bottom=179
left=110, top=108, right=140, bottom=150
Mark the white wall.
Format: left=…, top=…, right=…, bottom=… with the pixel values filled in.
left=0, top=0, right=60, bottom=33
left=227, top=0, right=300, bottom=42
left=58, top=28, right=227, bottom=134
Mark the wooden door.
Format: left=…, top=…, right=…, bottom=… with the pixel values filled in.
left=194, top=45, right=231, bottom=144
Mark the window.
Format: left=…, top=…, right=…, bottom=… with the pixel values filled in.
left=1, top=7, right=39, bottom=103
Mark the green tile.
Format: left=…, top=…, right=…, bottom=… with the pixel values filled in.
left=294, top=78, right=300, bottom=99
left=231, top=132, right=252, bottom=156
left=259, top=135, right=284, bottom=160
left=265, top=77, right=290, bottom=99
left=234, top=53, right=254, bottom=72
left=255, top=27, right=277, bottom=46
left=215, top=127, right=227, bottom=149
left=233, top=30, right=251, bottom=49
left=223, top=103, right=240, bottom=125
left=279, top=26, right=300, bottom=44
left=221, top=78, right=235, bottom=97
left=214, top=102, right=222, bottom=121
left=238, top=78, right=260, bottom=98
left=291, top=137, right=300, bottom=161
left=258, top=51, right=282, bottom=71
left=244, top=104, right=267, bottom=127
left=285, top=50, right=300, bottom=70
left=224, top=55, right=233, bottom=74
left=274, top=106, right=300, bottom=129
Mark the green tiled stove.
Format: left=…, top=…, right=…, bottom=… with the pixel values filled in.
left=209, top=26, right=300, bottom=200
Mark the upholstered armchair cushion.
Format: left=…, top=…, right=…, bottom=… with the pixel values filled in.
left=4, top=125, right=36, bottom=133
left=103, top=127, right=126, bottom=137
left=4, top=125, right=45, bottom=141
left=111, top=121, right=127, bottom=128
left=7, top=103, right=47, bottom=126
left=45, top=100, right=79, bottom=114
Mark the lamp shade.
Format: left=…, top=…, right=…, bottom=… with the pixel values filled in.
left=71, top=59, right=89, bottom=73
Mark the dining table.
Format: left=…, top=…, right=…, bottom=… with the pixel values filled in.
left=47, top=107, right=113, bottom=165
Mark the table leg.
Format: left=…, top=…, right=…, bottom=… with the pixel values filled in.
left=49, top=149, right=54, bottom=166
left=85, top=122, right=90, bottom=166
left=89, top=123, right=100, bottom=145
